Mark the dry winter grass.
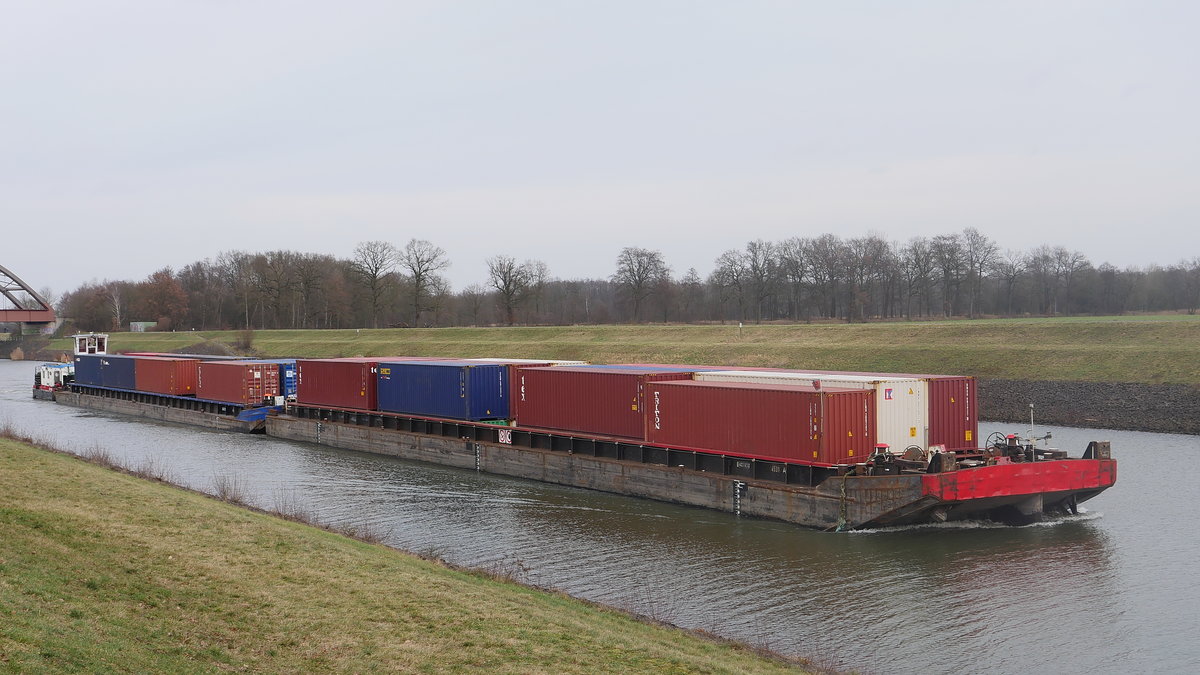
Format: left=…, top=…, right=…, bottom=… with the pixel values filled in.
left=52, top=314, right=1200, bottom=384
left=0, top=435, right=810, bottom=674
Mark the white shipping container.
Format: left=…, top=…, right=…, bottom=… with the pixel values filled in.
left=696, top=370, right=929, bottom=453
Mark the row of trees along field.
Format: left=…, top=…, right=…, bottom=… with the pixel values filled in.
left=54, top=229, right=1200, bottom=331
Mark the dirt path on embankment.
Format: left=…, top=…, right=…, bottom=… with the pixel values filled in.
left=979, top=380, right=1200, bottom=435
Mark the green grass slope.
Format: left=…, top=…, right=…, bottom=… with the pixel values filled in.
left=0, top=437, right=805, bottom=673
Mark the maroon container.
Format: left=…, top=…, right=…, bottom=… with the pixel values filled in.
left=512, top=367, right=693, bottom=439
left=691, top=366, right=979, bottom=453
left=478, top=361, right=562, bottom=410
left=645, top=380, right=876, bottom=465
left=926, top=376, right=977, bottom=451
left=811, top=369, right=978, bottom=451
left=295, top=357, right=443, bottom=410
left=134, top=356, right=199, bottom=396
left=296, top=358, right=380, bottom=410
left=197, top=361, right=280, bottom=405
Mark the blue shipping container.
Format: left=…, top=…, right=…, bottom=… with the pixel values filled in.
left=74, top=354, right=137, bottom=390
left=376, top=360, right=508, bottom=421
left=242, top=359, right=298, bottom=398
left=73, top=354, right=103, bottom=385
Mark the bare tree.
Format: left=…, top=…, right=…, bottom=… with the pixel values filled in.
left=678, top=268, right=704, bottom=322
left=994, top=249, right=1026, bottom=315
left=525, top=259, right=550, bottom=322
left=1026, top=245, right=1058, bottom=314
left=776, top=237, right=809, bottom=320
left=1186, top=258, right=1200, bottom=315
left=178, top=260, right=222, bottom=330
left=251, top=250, right=299, bottom=329
left=487, top=255, right=531, bottom=325
left=349, top=240, right=399, bottom=328
left=843, top=235, right=889, bottom=322
left=142, top=268, right=189, bottom=328
left=711, top=249, right=748, bottom=321
left=105, top=282, right=125, bottom=330
left=217, top=250, right=258, bottom=328
left=611, top=247, right=670, bottom=322
left=962, top=227, right=1000, bottom=318
left=37, top=286, right=58, bottom=312
left=806, top=234, right=845, bottom=319
left=899, top=237, right=935, bottom=318
left=1053, top=247, right=1091, bottom=316
left=744, top=240, right=778, bottom=323
left=931, top=234, right=967, bottom=317
left=397, top=239, right=449, bottom=327
left=293, top=253, right=336, bottom=328
left=460, top=283, right=488, bottom=325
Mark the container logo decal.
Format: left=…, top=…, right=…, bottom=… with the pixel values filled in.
left=653, top=391, right=661, bottom=430
left=884, top=388, right=893, bottom=400
left=380, top=368, right=390, bottom=375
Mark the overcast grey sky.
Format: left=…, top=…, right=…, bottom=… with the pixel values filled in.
left=3, top=1, right=1197, bottom=296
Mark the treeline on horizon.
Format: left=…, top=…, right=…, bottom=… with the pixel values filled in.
left=43, top=228, right=1200, bottom=332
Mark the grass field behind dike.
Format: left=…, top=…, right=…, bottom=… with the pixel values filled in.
left=0, top=435, right=811, bottom=674
left=43, top=315, right=1200, bottom=385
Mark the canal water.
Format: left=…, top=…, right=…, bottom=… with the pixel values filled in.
left=2, top=360, right=1196, bottom=674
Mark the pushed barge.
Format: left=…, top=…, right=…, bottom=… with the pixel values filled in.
left=266, top=403, right=1115, bottom=531
left=45, top=338, right=1116, bottom=531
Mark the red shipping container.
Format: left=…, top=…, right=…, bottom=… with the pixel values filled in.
left=296, top=357, right=443, bottom=410
left=133, top=356, right=199, bottom=396
left=645, top=380, right=876, bottom=465
left=688, top=365, right=979, bottom=453
left=926, top=377, right=977, bottom=451
left=474, top=361, right=569, bottom=411
left=197, top=361, right=280, bottom=405
left=512, top=367, right=693, bottom=439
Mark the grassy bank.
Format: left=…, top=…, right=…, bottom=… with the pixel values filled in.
left=51, top=315, right=1200, bottom=384
left=0, top=436, right=806, bottom=673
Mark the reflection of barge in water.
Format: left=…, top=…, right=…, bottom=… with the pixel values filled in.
left=43, top=334, right=1117, bottom=531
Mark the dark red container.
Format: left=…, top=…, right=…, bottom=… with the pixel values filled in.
left=296, top=357, right=443, bottom=410
left=925, top=376, right=977, bottom=451
left=815, top=369, right=978, bottom=450
left=512, top=367, right=693, bottom=439
left=693, top=366, right=980, bottom=452
left=133, top=356, right=199, bottom=396
left=644, top=380, right=876, bottom=465
left=296, top=358, right=381, bottom=410
left=197, top=361, right=280, bottom=405
left=477, top=361, right=564, bottom=411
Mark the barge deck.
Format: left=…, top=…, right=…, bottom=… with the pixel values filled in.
left=55, top=390, right=1116, bottom=530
